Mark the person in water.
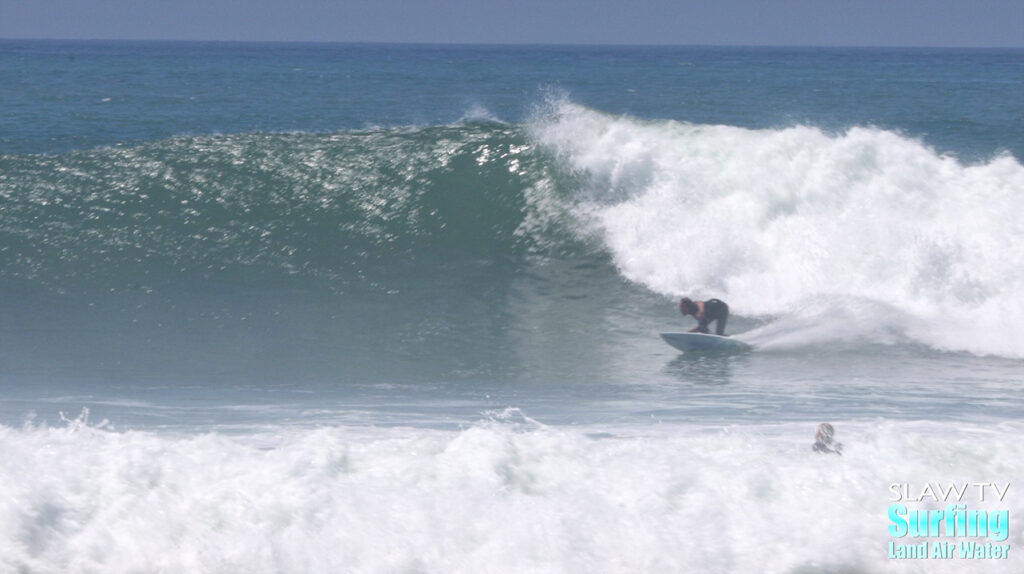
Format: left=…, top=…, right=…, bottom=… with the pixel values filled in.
left=679, top=297, right=729, bottom=336
left=812, top=423, right=843, bottom=455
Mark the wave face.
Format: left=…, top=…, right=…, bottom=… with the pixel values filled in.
left=0, top=121, right=615, bottom=382
left=0, top=124, right=566, bottom=284
left=531, top=101, right=1024, bottom=357
left=2, top=100, right=1024, bottom=385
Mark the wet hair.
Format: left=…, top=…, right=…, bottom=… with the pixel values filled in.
left=679, top=297, right=698, bottom=314
left=813, top=423, right=843, bottom=455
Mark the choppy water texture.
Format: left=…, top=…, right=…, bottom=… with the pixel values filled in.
left=1, top=42, right=1023, bottom=573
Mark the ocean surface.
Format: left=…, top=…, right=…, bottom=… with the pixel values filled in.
left=1, top=41, right=1023, bottom=573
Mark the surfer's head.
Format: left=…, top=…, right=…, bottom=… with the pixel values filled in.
left=813, top=423, right=843, bottom=455
left=679, top=297, right=698, bottom=315
left=815, top=423, right=835, bottom=444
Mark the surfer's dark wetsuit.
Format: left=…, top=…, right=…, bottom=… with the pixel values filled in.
left=679, top=297, right=729, bottom=336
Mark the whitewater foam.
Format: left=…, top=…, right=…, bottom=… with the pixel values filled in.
left=1, top=412, right=1020, bottom=573
left=532, top=102, right=1024, bottom=357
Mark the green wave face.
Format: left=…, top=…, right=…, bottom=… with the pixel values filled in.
left=0, top=123, right=590, bottom=289
left=0, top=124, right=631, bottom=382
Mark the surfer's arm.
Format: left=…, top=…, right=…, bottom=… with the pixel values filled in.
left=693, top=312, right=711, bottom=332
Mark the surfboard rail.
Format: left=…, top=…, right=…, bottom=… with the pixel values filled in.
left=660, top=332, right=752, bottom=352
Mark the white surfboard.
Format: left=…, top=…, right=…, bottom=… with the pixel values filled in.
left=660, top=332, right=752, bottom=352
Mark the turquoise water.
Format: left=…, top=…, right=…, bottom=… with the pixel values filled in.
left=1, top=41, right=1022, bottom=572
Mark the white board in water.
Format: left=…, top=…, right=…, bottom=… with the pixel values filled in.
left=660, top=332, right=752, bottom=352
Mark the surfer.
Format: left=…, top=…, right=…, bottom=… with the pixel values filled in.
left=812, top=423, right=843, bottom=455
left=679, top=297, right=729, bottom=336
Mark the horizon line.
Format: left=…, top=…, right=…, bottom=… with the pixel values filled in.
left=2, top=37, right=1022, bottom=51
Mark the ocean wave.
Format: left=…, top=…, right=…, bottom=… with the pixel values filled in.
left=4, top=103, right=1024, bottom=359
left=531, top=100, right=1024, bottom=357
left=0, top=124, right=582, bottom=287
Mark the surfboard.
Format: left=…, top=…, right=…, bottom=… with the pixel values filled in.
left=660, top=332, right=752, bottom=352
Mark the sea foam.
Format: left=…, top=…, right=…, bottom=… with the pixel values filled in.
left=532, top=101, right=1024, bottom=357
left=1, top=412, right=1020, bottom=573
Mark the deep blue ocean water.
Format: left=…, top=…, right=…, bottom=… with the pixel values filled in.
left=1, top=41, right=1022, bottom=572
